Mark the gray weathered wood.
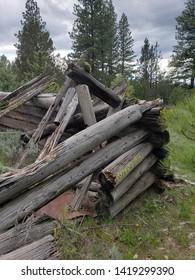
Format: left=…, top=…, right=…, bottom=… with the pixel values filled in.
left=0, top=75, right=53, bottom=119
left=0, top=129, right=149, bottom=231
left=0, top=235, right=55, bottom=260
left=37, top=91, right=78, bottom=160
left=99, top=142, right=153, bottom=190
left=109, top=171, right=156, bottom=218
left=0, top=215, right=54, bottom=255
left=0, top=99, right=162, bottom=205
left=66, top=63, right=121, bottom=107
left=76, top=84, right=97, bottom=127
left=54, top=87, right=76, bottom=125
left=111, top=153, right=157, bottom=202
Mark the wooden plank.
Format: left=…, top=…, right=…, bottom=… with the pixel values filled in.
left=66, top=63, right=121, bottom=108
left=0, top=129, right=149, bottom=231
left=0, top=235, right=55, bottom=260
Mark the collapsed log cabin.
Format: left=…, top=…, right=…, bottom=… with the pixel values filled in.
left=0, top=64, right=170, bottom=259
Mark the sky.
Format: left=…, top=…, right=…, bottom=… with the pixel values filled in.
left=0, top=0, right=186, bottom=69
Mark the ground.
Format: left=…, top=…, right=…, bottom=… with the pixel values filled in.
left=56, top=180, right=195, bottom=260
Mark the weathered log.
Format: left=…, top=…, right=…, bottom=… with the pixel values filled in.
left=0, top=235, right=55, bottom=260
left=37, top=92, right=78, bottom=159
left=99, top=142, right=153, bottom=190
left=0, top=100, right=162, bottom=205
left=21, top=123, right=57, bottom=143
left=14, top=77, right=73, bottom=168
left=54, top=87, right=76, bottom=125
left=0, top=75, right=53, bottom=119
left=0, top=215, right=54, bottom=255
left=70, top=84, right=97, bottom=210
left=66, top=63, right=121, bottom=108
left=108, top=171, right=156, bottom=218
left=0, top=129, right=149, bottom=231
left=110, top=153, right=157, bottom=202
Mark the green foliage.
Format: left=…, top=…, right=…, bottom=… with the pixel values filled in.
left=169, top=0, right=195, bottom=88
left=0, top=55, right=19, bottom=91
left=117, top=13, right=136, bottom=77
left=15, top=0, right=55, bottom=82
left=137, top=38, right=162, bottom=100
left=161, top=93, right=195, bottom=181
left=0, top=130, right=39, bottom=169
left=0, top=130, right=23, bottom=166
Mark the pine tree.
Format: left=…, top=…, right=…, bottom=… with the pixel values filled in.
left=118, top=13, right=135, bottom=77
left=69, top=0, right=118, bottom=84
left=15, top=0, right=54, bottom=81
left=170, top=0, right=195, bottom=88
left=138, top=38, right=162, bottom=99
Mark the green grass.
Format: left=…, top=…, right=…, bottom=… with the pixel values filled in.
left=56, top=182, right=195, bottom=260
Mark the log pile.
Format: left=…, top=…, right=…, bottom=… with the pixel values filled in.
left=0, top=65, right=169, bottom=238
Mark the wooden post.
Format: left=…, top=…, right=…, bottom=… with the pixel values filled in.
left=76, top=84, right=97, bottom=127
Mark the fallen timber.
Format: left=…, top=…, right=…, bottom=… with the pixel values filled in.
left=0, top=68, right=170, bottom=259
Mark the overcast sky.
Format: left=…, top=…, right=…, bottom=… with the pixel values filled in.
left=0, top=0, right=185, bottom=69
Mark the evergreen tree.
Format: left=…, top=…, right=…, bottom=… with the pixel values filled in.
left=15, top=0, right=54, bottom=81
left=0, top=55, right=18, bottom=91
left=69, top=0, right=118, bottom=84
left=138, top=38, right=162, bottom=99
left=170, top=0, right=195, bottom=88
left=118, top=13, right=135, bottom=77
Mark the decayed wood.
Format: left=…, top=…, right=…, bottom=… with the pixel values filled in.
left=111, top=153, right=157, bottom=202
left=54, top=87, right=76, bottom=125
left=21, top=123, right=57, bottom=143
left=0, top=235, right=55, bottom=260
left=0, top=75, right=53, bottom=119
left=37, top=92, right=78, bottom=159
left=15, top=77, right=73, bottom=168
left=109, top=171, right=156, bottom=218
left=99, top=142, right=153, bottom=190
left=0, top=129, right=149, bottom=231
left=0, top=215, right=54, bottom=255
left=0, top=100, right=162, bottom=205
left=66, top=63, right=121, bottom=108
left=70, top=84, right=97, bottom=210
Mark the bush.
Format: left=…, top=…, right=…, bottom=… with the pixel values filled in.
left=161, top=94, right=195, bottom=181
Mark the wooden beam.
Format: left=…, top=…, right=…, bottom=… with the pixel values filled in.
left=66, top=63, right=121, bottom=108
